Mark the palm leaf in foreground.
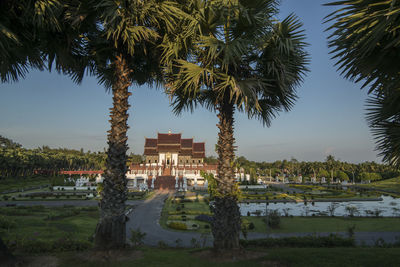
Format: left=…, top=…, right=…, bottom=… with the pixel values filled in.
left=164, top=0, right=309, bottom=250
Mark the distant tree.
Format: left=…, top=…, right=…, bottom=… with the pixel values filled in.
left=0, top=136, right=21, bottom=149
left=204, top=156, right=218, bottom=165
left=336, top=170, right=349, bottom=181
left=318, top=169, right=329, bottom=178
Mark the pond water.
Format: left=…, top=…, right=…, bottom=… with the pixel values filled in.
left=239, top=196, right=400, bottom=217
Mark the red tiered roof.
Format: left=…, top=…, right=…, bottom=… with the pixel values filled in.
left=144, top=132, right=205, bottom=156
left=157, top=133, right=181, bottom=144
left=181, top=138, right=193, bottom=148
left=145, top=138, right=157, bottom=147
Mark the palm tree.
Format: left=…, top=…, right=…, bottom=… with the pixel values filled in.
left=67, top=0, right=186, bottom=249
left=164, top=0, right=309, bottom=250
left=1, top=0, right=185, bottom=248
left=326, top=0, right=400, bottom=167
left=365, top=89, right=400, bottom=166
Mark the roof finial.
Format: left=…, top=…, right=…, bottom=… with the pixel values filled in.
left=168, top=129, right=172, bottom=134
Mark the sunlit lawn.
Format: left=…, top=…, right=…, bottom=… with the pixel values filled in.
left=359, top=177, right=400, bottom=193
left=0, top=205, right=98, bottom=243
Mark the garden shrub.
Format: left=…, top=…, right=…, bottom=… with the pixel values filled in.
left=168, top=221, right=187, bottom=230
left=158, top=240, right=168, bottom=248
left=195, top=214, right=213, bottom=223
left=130, top=228, right=146, bottom=247
left=240, top=234, right=355, bottom=248
left=249, top=222, right=255, bottom=230
left=264, top=210, right=280, bottom=228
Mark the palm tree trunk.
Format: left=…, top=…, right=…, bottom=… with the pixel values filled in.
left=94, top=54, right=131, bottom=249
left=212, top=99, right=241, bottom=250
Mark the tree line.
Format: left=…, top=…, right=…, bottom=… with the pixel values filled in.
left=206, top=154, right=400, bottom=183
left=0, top=135, right=144, bottom=178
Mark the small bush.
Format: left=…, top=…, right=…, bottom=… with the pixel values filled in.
left=264, top=210, right=280, bottom=228
left=191, top=237, right=200, bottom=248
left=195, top=214, right=213, bottom=223
left=158, top=240, right=168, bottom=248
left=168, top=221, right=187, bottom=230
left=130, top=228, right=146, bottom=247
left=248, top=222, right=255, bottom=230
left=175, top=238, right=183, bottom=248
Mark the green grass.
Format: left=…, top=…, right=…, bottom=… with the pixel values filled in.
left=0, top=176, right=65, bottom=192
left=246, top=216, right=400, bottom=233
left=0, top=205, right=98, bottom=243
left=359, top=176, right=400, bottom=194
left=42, top=247, right=400, bottom=267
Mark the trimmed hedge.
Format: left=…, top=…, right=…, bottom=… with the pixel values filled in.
left=240, top=234, right=355, bottom=248
left=195, top=214, right=213, bottom=223
left=167, top=221, right=187, bottom=230
left=169, top=210, right=212, bottom=216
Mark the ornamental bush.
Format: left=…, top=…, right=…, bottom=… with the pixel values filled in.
left=195, top=214, right=213, bottom=223
left=168, top=221, right=187, bottom=230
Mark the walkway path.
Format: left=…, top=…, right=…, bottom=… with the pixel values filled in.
left=126, top=191, right=400, bottom=247
left=126, top=191, right=213, bottom=247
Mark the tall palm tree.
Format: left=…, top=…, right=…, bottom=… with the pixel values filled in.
left=67, top=0, right=186, bottom=249
left=163, top=0, right=309, bottom=250
left=1, top=0, right=186, bottom=249
left=326, top=0, right=400, bottom=167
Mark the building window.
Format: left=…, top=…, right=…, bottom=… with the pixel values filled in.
left=148, top=160, right=150, bottom=163
left=155, top=160, right=157, bottom=163
left=192, top=160, right=195, bottom=163
left=198, top=160, right=201, bottom=163
left=186, top=160, right=188, bottom=163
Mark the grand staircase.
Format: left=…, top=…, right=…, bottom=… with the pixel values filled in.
left=147, top=175, right=176, bottom=190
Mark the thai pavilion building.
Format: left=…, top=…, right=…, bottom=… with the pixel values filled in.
left=127, top=131, right=218, bottom=190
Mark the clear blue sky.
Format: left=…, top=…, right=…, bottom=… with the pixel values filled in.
left=0, top=0, right=380, bottom=163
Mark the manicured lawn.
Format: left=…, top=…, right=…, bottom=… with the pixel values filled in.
left=0, top=176, right=58, bottom=192
left=0, top=205, right=98, bottom=244
left=35, top=247, right=400, bottom=267
left=359, top=177, right=400, bottom=194
left=247, top=216, right=400, bottom=233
